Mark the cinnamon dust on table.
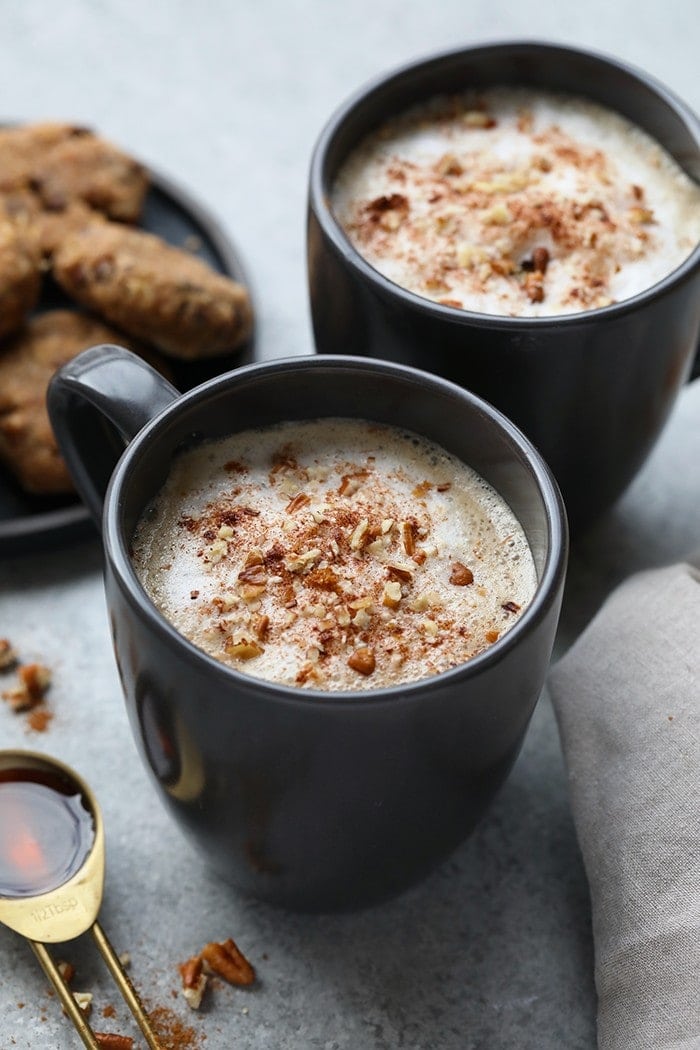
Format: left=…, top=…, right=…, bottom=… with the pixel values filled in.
left=147, top=1003, right=201, bottom=1049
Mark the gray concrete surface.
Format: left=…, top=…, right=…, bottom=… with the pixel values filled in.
left=1, top=1, right=699, bottom=1046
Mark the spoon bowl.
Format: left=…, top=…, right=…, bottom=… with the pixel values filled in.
left=0, top=749, right=162, bottom=1050
left=0, top=749, right=104, bottom=942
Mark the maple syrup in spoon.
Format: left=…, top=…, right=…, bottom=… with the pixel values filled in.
left=0, top=750, right=163, bottom=1049
left=0, top=765, right=95, bottom=898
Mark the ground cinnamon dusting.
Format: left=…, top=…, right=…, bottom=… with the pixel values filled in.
left=148, top=1003, right=201, bottom=1048
left=333, top=87, right=700, bottom=316
left=132, top=420, right=536, bottom=690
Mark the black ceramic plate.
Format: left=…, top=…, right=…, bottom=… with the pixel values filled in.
left=0, top=166, right=255, bottom=556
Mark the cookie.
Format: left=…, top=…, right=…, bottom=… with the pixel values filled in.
left=0, top=310, right=163, bottom=494
left=0, top=216, right=41, bottom=341
left=0, top=122, right=149, bottom=222
left=53, top=221, right=253, bottom=359
left=0, top=123, right=79, bottom=193
left=1, top=188, right=109, bottom=264
left=35, top=200, right=106, bottom=259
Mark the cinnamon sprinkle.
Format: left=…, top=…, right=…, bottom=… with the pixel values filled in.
left=132, top=420, right=536, bottom=690
left=333, top=87, right=700, bottom=316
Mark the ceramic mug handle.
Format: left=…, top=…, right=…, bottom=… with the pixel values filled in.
left=47, top=345, right=179, bottom=526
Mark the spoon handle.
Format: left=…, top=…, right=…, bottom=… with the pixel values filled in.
left=29, top=924, right=164, bottom=1049
left=29, top=939, right=101, bottom=1049
left=91, top=920, right=163, bottom=1050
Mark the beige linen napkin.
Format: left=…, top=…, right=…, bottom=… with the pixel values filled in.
left=549, top=559, right=700, bottom=1050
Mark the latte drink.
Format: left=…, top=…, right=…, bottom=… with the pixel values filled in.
left=332, top=87, right=700, bottom=316
left=131, top=419, right=537, bottom=690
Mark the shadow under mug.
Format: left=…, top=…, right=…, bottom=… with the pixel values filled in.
left=48, top=348, right=567, bottom=911
left=307, top=40, right=700, bottom=532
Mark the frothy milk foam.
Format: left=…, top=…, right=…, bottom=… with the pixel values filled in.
left=131, top=419, right=537, bottom=690
left=332, top=87, right=700, bottom=316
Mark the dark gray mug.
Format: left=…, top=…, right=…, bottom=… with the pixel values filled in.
left=48, top=348, right=567, bottom=910
left=307, top=40, right=700, bottom=531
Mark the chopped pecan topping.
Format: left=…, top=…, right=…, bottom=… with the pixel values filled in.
left=449, top=562, right=474, bottom=586
left=253, top=615, right=270, bottom=640
left=2, top=662, right=51, bottom=712
left=286, top=548, right=322, bottom=572
left=27, top=708, right=53, bottom=733
left=179, top=955, right=203, bottom=989
left=305, top=566, right=341, bottom=592
left=629, top=206, right=654, bottom=224
left=351, top=607, right=372, bottom=629
left=502, top=600, right=521, bottom=614
left=382, top=581, right=402, bottom=609
left=387, top=563, right=413, bottom=582
left=19, top=662, right=51, bottom=696
left=140, top=417, right=536, bottom=690
left=57, top=961, right=76, bottom=984
left=201, top=937, right=256, bottom=986
left=436, top=153, right=464, bottom=177
left=421, top=618, right=439, bottom=638
left=73, top=991, right=93, bottom=1015
left=365, top=193, right=409, bottom=231
left=94, top=1035, right=134, bottom=1050
left=224, top=459, right=248, bottom=474
left=532, top=246, right=550, bottom=274
left=0, top=638, right=17, bottom=670
left=179, top=955, right=208, bottom=1010
left=296, top=663, right=321, bottom=685
left=225, top=640, right=264, bottom=660
left=347, top=647, right=376, bottom=676
left=270, top=446, right=300, bottom=474
left=286, top=492, right=311, bottom=513
left=349, top=518, right=370, bottom=550
left=338, top=91, right=680, bottom=316
left=463, top=109, right=496, bottom=128
left=238, top=562, right=267, bottom=586
left=338, top=471, right=368, bottom=496
left=263, top=542, right=286, bottom=564
left=238, top=583, right=266, bottom=602
left=401, top=521, right=416, bottom=556
left=523, top=271, right=544, bottom=302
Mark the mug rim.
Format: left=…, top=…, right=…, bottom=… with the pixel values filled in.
left=308, top=38, right=700, bottom=331
left=104, top=354, right=568, bottom=706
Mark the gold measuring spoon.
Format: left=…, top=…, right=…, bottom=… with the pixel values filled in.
left=0, top=749, right=162, bottom=1049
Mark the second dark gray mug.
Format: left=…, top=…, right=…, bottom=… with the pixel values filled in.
left=307, top=41, right=700, bottom=531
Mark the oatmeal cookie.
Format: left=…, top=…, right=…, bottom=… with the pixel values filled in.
left=0, top=310, right=163, bottom=494
left=0, top=216, right=41, bottom=341
left=35, top=200, right=106, bottom=258
left=53, top=221, right=254, bottom=359
left=0, top=187, right=42, bottom=229
left=0, top=122, right=79, bottom=193
left=1, top=190, right=105, bottom=260
left=0, top=121, right=149, bottom=222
